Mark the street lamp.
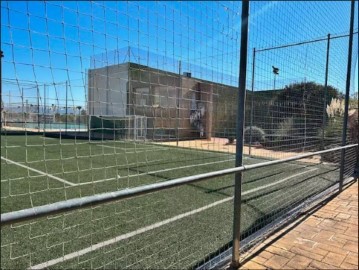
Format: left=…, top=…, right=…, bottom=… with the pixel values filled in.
left=76, top=106, right=82, bottom=131
left=51, top=104, right=56, bottom=129
left=272, top=66, right=279, bottom=90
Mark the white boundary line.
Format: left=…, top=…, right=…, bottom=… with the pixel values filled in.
left=76, top=158, right=236, bottom=186
left=94, top=143, right=232, bottom=156
left=97, top=144, right=170, bottom=153
left=41, top=136, right=56, bottom=140
left=28, top=196, right=233, bottom=270
left=242, top=168, right=318, bottom=195
left=76, top=157, right=308, bottom=186
left=29, top=167, right=318, bottom=269
left=1, top=156, right=77, bottom=187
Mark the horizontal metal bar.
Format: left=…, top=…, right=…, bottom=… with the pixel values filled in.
left=256, top=32, right=358, bottom=52
left=1, top=143, right=357, bottom=226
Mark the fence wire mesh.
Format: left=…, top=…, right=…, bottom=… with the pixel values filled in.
left=1, top=1, right=358, bottom=269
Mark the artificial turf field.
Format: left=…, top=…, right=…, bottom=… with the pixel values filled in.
left=1, top=134, right=341, bottom=269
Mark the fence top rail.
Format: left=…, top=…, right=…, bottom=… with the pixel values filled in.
left=255, top=31, right=359, bottom=53
left=1, top=143, right=357, bottom=226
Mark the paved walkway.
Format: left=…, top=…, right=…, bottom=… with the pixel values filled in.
left=239, top=181, right=358, bottom=269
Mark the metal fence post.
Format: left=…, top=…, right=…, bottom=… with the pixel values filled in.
left=231, top=0, right=249, bottom=268
left=37, top=86, right=40, bottom=129
left=0, top=51, right=3, bottom=129
left=357, top=93, right=359, bottom=175
left=321, top=34, right=330, bottom=150
left=21, top=88, right=24, bottom=127
left=249, top=48, right=256, bottom=156
left=339, top=0, right=355, bottom=191
left=65, top=80, right=68, bottom=133
left=356, top=95, right=359, bottom=177
left=177, top=60, right=181, bottom=147
left=44, top=84, right=46, bottom=132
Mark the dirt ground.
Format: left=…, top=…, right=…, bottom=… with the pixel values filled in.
left=1, top=128, right=322, bottom=164
left=156, top=137, right=322, bottom=164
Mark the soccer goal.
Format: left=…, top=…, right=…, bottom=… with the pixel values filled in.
left=133, top=115, right=147, bottom=141
left=89, top=115, right=147, bottom=141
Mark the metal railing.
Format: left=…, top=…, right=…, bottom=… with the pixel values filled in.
left=1, top=1, right=357, bottom=269
left=1, top=143, right=357, bottom=226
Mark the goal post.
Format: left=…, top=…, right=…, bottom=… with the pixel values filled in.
left=89, top=115, right=147, bottom=141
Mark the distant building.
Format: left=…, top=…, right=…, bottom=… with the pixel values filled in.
left=37, top=114, right=55, bottom=123
left=88, top=62, right=239, bottom=140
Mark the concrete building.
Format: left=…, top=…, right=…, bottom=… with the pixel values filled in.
left=88, top=62, right=238, bottom=141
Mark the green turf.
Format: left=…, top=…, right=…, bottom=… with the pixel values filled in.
left=1, top=135, right=340, bottom=269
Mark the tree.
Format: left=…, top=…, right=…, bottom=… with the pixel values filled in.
left=348, top=109, right=358, bottom=143
left=80, top=109, right=88, bottom=124
left=268, top=81, right=341, bottom=150
left=275, top=81, right=341, bottom=103
left=270, top=81, right=340, bottom=121
left=54, top=113, right=61, bottom=122
left=349, top=92, right=358, bottom=109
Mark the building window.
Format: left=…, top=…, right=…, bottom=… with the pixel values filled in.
left=153, top=86, right=177, bottom=108
left=135, top=87, right=150, bottom=106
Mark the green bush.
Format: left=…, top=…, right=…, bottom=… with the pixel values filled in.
left=323, top=117, right=343, bottom=143
left=276, top=117, right=295, bottom=140
left=225, top=128, right=236, bottom=144
left=244, top=126, right=266, bottom=144
left=320, top=117, right=343, bottom=162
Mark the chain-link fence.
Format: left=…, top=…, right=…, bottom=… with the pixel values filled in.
left=245, top=33, right=357, bottom=156
left=1, top=1, right=358, bottom=269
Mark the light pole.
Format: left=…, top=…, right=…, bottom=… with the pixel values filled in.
left=272, top=66, right=279, bottom=90
left=0, top=51, right=3, bottom=129
left=77, top=106, right=82, bottom=131
left=37, top=87, right=40, bottom=129
left=271, top=66, right=279, bottom=133
left=177, top=60, right=181, bottom=147
left=44, top=84, right=46, bottom=132
left=65, top=81, right=68, bottom=133
left=51, top=104, right=56, bottom=129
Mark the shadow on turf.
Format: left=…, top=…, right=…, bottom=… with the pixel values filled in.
left=127, top=164, right=235, bottom=197
left=127, top=160, right=340, bottom=204
left=189, top=203, right=294, bottom=270
left=188, top=170, right=287, bottom=195
left=121, top=162, right=344, bottom=270
left=231, top=180, right=358, bottom=269
left=190, top=175, right=352, bottom=270
left=190, top=166, right=339, bottom=201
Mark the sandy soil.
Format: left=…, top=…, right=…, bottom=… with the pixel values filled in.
left=1, top=128, right=321, bottom=164
left=156, top=137, right=322, bottom=164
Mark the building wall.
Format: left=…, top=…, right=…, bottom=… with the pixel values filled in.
left=88, top=63, right=129, bottom=117
left=129, top=63, right=219, bottom=140
left=88, top=62, right=239, bottom=140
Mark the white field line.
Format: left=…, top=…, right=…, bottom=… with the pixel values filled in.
left=0, top=145, right=20, bottom=149
left=242, top=168, right=318, bottom=195
left=41, top=136, right=56, bottom=140
left=76, top=157, right=308, bottom=186
left=76, top=158, right=236, bottom=186
left=96, top=144, right=169, bottom=153
left=95, top=143, right=232, bottom=156
left=28, top=196, right=233, bottom=270
left=29, top=167, right=317, bottom=269
left=0, top=156, right=77, bottom=187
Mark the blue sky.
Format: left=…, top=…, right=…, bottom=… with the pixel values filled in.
left=1, top=1, right=358, bottom=109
